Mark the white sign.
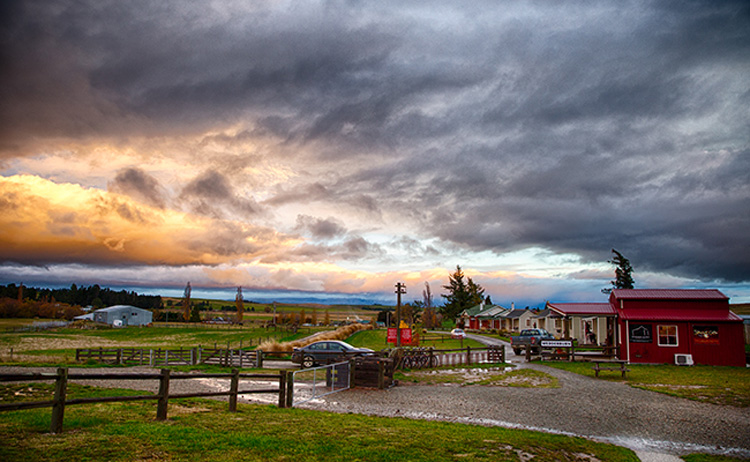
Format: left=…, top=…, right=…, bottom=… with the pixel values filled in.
left=541, top=340, right=573, bottom=348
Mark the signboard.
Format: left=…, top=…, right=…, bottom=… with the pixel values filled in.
left=693, top=325, right=719, bottom=345
left=629, top=324, right=652, bottom=343
left=540, top=340, right=573, bottom=348
left=387, top=327, right=413, bottom=345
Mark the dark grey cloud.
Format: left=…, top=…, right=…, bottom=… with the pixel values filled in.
left=1, top=0, right=748, bottom=284
left=295, top=215, right=347, bottom=240
left=108, top=167, right=166, bottom=209
left=180, top=170, right=261, bottom=219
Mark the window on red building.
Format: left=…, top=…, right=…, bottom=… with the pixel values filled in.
left=657, top=325, right=678, bottom=346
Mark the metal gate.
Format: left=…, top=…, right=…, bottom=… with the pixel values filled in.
left=291, top=361, right=351, bottom=407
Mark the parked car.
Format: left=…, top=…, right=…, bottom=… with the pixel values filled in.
left=510, top=328, right=555, bottom=355
left=291, top=340, right=374, bottom=368
left=450, top=328, right=466, bottom=339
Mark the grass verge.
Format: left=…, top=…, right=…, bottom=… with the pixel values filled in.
left=0, top=391, right=637, bottom=462
left=541, top=362, right=750, bottom=407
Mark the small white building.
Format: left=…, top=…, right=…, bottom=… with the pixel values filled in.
left=92, top=305, right=153, bottom=327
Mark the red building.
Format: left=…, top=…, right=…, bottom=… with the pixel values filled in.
left=612, top=289, right=745, bottom=367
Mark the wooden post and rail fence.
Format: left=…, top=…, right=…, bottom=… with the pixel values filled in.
left=75, top=347, right=271, bottom=368
left=0, top=368, right=294, bottom=434
left=394, top=345, right=506, bottom=369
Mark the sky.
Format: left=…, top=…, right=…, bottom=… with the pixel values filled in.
left=1, top=0, right=749, bottom=307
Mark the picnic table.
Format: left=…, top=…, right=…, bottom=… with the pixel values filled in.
left=591, top=359, right=629, bottom=378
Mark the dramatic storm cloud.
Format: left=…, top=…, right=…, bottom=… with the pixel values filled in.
left=1, top=0, right=748, bottom=304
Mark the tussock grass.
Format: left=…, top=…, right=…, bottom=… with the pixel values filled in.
left=257, top=323, right=371, bottom=352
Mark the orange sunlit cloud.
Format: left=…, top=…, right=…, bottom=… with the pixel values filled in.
left=0, top=174, right=295, bottom=266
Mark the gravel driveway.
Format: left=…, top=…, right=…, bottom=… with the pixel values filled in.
left=300, top=336, right=750, bottom=460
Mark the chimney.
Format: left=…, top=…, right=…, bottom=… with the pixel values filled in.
left=511, top=302, right=515, bottom=310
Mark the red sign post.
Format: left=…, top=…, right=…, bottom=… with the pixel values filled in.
left=387, top=327, right=413, bottom=345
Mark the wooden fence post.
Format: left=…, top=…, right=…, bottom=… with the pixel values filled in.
left=75, top=349, right=80, bottom=362
left=349, top=359, right=356, bottom=389
left=156, top=368, right=171, bottom=421
left=285, top=371, right=294, bottom=408
left=50, top=367, right=68, bottom=433
left=525, top=344, right=531, bottom=362
left=256, top=350, right=263, bottom=368
left=229, top=369, right=239, bottom=412
left=466, top=346, right=471, bottom=365
left=278, top=370, right=287, bottom=408
left=117, top=348, right=122, bottom=365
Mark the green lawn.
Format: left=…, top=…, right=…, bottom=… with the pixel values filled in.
left=0, top=389, right=638, bottom=462
left=542, top=361, right=750, bottom=407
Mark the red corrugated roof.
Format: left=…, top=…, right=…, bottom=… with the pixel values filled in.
left=618, top=308, right=742, bottom=322
left=611, top=289, right=728, bottom=300
left=547, top=302, right=615, bottom=316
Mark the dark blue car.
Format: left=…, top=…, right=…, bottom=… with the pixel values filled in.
left=291, top=340, right=374, bottom=368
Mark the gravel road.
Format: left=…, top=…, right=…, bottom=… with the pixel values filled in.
left=300, top=336, right=750, bottom=460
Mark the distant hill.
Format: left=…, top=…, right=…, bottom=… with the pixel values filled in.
left=730, top=303, right=750, bottom=315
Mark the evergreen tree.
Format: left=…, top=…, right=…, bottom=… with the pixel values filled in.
left=441, top=265, right=485, bottom=319
left=467, top=278, right=485, bottom=306
left=602, top=249, right=635, bottom=294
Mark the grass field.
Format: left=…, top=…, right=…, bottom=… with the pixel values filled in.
left=0, top=323, right=317, bottom=366
left=0, top=387, right=639, bottom=462
left=542, top=361, right=750, bottom=407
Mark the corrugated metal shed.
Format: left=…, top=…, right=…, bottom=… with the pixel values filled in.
left=92, top=305, right=153, bottom=326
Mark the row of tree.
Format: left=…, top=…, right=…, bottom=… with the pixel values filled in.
left=0, top=284, right=163, bottom=310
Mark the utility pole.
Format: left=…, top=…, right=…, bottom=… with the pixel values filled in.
left=395, top=282, right=406, bottom=347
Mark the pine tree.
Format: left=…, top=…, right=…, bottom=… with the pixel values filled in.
left=441, top=265, right=484, bottom=319
left=602, top=249, right=635, bottom=294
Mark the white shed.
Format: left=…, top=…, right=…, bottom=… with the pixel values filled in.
left=92, top=305, right=153, bottom=327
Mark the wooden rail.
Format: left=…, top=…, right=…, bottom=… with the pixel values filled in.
left=0, top=367, right=290, bottom=433
left=393, top=345, right=506, bottom=369
left=75, top=347, right=261, bottom=368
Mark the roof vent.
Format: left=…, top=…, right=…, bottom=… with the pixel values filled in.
left=674, top=354, right=694, bottom=366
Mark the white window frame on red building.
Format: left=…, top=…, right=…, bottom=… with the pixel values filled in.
left=657, top=325, right=678, bottom=347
